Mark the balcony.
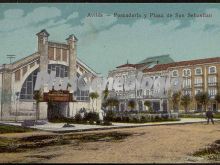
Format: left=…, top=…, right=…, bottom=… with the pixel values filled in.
left=182, top=85, right=192, bottom=89
left=194, top=83, right=203, bottom=87
left=208, top=82, right=218, bottom=87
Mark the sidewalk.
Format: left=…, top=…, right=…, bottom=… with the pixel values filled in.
left=1, top=118, right=219, bottom=133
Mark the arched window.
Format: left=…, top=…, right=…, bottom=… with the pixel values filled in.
left=20, top=64, right=89, bottom=101
left=172, top=70, right=178, bottom=77
left=20, top=68, right=39, bottom=100
left=208, top=66, right=216, bottom=74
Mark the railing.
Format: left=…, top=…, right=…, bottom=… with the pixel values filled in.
left=182, top=85, right=192, bottom=89
left=194, top=83, right=203, bottom=87
left=208, top=82, right=218, bottom=86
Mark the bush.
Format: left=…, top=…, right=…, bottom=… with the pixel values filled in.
left=131, top=117, right=139, bottom=123
left=96, top=120, right=101, bottom=125
left=122, top=116, right=130, bottom=123
left=89, top=120, right=94, bottom=125
left=104, top=110, right=115, bottom=122
left=83, top=112, right=99, bottom=122
left=140, top=116, right=147, bottom=123
left=74, top=113, right=82, bottom=123
left=115, top=116, right=122, bottom=122
left=154, top=116, right=161, bottom=121
left=102, top=120, right=112, bottom=126
left=162, top=114, right=169, bottom=119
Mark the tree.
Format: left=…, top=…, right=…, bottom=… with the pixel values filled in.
left=171, top=91, right=181, bottom=112
left=102, top=86, right=109, bottom=100
left=127, top=99, right=136, bottom=111
left=180, top=94, right=191, bottom=113
left=195, top=92, right=210, bottom=112
left=33, top=90, right=42, bottom=120
left=215, top=92, right=220, bottom=104
left=144, top=100, right=151, bottom=111
left=106, top=97, right=119, bottom=111
left=89, top=92, right=99, bottom=112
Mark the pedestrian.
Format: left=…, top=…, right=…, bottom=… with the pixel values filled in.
left=206, top=107, right=214, bottom=124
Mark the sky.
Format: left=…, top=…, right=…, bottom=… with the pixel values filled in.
left=0, top=3, right=220, bottom=76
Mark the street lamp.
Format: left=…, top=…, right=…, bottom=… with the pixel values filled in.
left=15, top=92, right=20, bottom=122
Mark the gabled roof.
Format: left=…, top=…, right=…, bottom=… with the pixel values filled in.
left=143, top=57, right=220, bottom=73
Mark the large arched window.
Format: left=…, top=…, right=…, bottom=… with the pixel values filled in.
left=20, top=64, right=89, bottom=101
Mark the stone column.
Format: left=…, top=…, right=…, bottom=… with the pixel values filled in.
left=36, top=30, right=49, bottom=120
left=66, top=34, right=78, bottom=79
left=1, top=65, right=12, bottom=120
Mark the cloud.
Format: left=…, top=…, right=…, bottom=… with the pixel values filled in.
left=4, top=9, right=24, bottom=19
left=0, top=6, right=220, bottom=76
left=77, top=8, right=220, bottom=75
left=0, top=7, right=61, bottom=32
left=67, top=12, right=79, bottom=20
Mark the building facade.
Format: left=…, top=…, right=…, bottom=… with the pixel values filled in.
left=108, top=55, right=220, bottom=112
left=0, top=29, right=101, bottom=121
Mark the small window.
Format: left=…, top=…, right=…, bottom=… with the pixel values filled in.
left=195, top=68, right=202, bottom=75
left=209, top=66, right=216, bottom=74
left=183, top=69, right=191, bottom=77
left=15, top=69, right=21, bottom=82
left=172, top=70, right=178, bottom=77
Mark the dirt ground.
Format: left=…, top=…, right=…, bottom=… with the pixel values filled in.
left=0, top=122, right=220, bottom=163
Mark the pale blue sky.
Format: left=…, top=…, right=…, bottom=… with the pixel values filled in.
left=0, top=4, right=220, bottom=75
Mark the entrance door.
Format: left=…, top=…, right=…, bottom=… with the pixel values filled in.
left=138, top=101, right=143, bottom=112
left=197, top=104, right=202, bottom=112
left=152, top=101, right=160, bottom=112
left=163, top=100, right=168, bottom=112
left=48, top=102, right=68, bottom=120
left=212, top=103, right=217, bottom=112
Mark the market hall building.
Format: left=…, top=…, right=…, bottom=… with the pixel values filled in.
left=0, top=29, right=101, bottom=121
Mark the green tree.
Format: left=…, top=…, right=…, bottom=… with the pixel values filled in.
left=195, top=92, right=210, bottom=112
left=89, top=92, right=99, bottom=112
left=144, top=100, right=152, bottom=112
left=215, top=92, right=220, bottom=105
left=102, top=86, right=109, bottom=100
left=128, top=99, right=136, bottom=111
left=172, top=91, right=181, bottom=112
left=180, top=94, right=192, bottom=113
left=33, top=90, right=42, bottom=120
left=106, top=97, right=119, bottom=111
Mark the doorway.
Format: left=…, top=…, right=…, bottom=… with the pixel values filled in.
left=47, top=102, right=68, bottom=120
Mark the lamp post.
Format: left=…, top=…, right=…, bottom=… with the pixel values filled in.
left=15, top=92, right=20, bottom=122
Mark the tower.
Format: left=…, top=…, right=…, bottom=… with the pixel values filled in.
left=66, top=34, right=78, bottom=79
left=36, top=29, right=49, bottom=72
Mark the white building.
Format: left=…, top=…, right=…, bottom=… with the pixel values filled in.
left=0, top=29, right=101, bottom=121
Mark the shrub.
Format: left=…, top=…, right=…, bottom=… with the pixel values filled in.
left=154, top=116, right=161, bottom=121
left=162, top=114, right=169, bottom=119
left=104, top=110, right=115, bottom=122
left=89, top=120, right=94, bottom=125
left=115, top=116, right=122, bottom=122
left=84, top=112, right=99, bottom=122
left=131, top=117, right=139, bottom=123
left=96, top=120, right=101, bottom=125
left=74, top=113, right=82, bottom=123
left=102, top=120, right=112, bottom=126
left=122, top=116, right=130, bottom=123
left=140, top=116, right=147, bottom=123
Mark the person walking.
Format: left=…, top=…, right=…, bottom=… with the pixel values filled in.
left=206, top=107, right=214, bottom=124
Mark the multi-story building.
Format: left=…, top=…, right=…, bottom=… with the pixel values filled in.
left=0, top=29, right=101, bottom=121
left=108, top=55, right=220, bottom=112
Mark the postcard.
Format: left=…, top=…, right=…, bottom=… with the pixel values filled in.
left=0, top=3, right=219, bottom=164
